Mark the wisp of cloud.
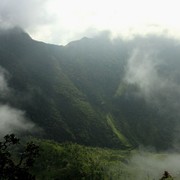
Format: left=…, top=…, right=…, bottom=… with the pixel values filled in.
left=0, top=65, right=36, bottom=136
left=0, top=104, right=35, bottom=136
left=127, top=151, right=180, bottom=180
left=123, top=36, right=180, bottom=150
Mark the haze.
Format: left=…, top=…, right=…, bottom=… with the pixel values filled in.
left=1, top=0, right=180, bottom=44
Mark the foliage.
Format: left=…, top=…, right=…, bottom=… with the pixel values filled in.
left=31, top=139, right=131, bottom=180
left=0, top=134, right=39, bottom=180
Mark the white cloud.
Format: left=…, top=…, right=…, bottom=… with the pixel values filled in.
left=0, top=105, right=35, bottom=136
left=1, top=0, right=180, bottom=44
left=124, top=49, right=159, bottom=96
left=0, top=65, right=36, bottom=136
left=127, top=152, right=180, bottom=180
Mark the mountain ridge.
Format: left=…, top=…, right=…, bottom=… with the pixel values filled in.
left=0, top=27, right=179, bottom=150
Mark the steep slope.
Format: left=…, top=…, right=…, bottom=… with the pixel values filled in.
left=52, top=35, right=180, bottom=150
left=55, top=36, right=179, bottom=150
left=0, top=27, right=127, bottom=148
left=0, top=27, right=179, bottom=150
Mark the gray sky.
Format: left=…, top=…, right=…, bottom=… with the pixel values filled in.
left=1, top=0, right=180, bottom=45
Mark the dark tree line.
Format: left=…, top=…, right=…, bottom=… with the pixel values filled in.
left=0, top=134, right=39, bottom=180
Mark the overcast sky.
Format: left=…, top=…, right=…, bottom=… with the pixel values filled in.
left=0, top=0, right=180, bottom=45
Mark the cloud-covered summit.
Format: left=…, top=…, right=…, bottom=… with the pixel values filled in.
left=0, top=0, right=49, bottom=29
left=1, top=0, right=180, bottom=45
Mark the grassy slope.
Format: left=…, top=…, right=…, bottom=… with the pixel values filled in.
left=106, top=114, right=131, bottom=148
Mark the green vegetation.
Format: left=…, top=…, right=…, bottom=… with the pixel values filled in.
left=31, top=139, right=133, bottom=180
left=114, top=82, right=127, bottom=97
left=31, top=139, right=180, bottom=180
left=0, top=27, right=177, bottom=150
left=106, top=114, right=131, bottom=148
left=1, top=135, right=179, bottom=180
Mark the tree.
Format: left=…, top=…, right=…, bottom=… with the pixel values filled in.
left=0, top=134, right=39, bottom=180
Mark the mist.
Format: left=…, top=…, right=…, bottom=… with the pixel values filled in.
left=0, top=0, right=49, bottom=29
left=125, top=47, right=180, bottom=106
left=126, top=151, right=180, bottom=180
left=0, top=105, right=35, bottom=136
left=120, top=36, right=180, bottom=147
left=0, top=66, right=36, bottom=136
left=1, top=0, right=180, bottom=45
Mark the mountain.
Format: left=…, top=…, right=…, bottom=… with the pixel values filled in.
left=0, top=27, right=180, bottom=150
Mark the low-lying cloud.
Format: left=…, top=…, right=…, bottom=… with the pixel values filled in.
left=124, top=37, right=180, bottom=111
left=108, top=150, right=180, bottom=179
left=127, top=151, right=180, bottom=180
left=0, top=66, right=36, bottom=136
left=1, top=0, right=180, bottom=45
left=125, top=49, right=159, bottom=97
left=123, top=36, right=180, bottom=148
left=0, top=105, right=35, bottom=136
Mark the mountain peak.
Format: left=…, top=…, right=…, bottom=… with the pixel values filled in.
left=0, top=26, right=32, bottom=41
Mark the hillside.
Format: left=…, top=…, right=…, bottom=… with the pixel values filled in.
left=0, top=27, right=180, bottom=150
